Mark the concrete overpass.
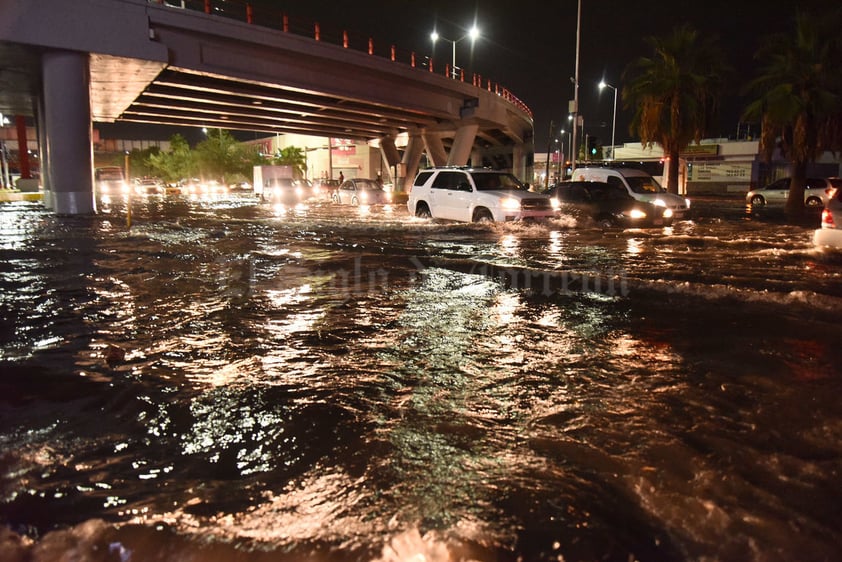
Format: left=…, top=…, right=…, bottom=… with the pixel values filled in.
left=0, top=0, right=535, bottom=214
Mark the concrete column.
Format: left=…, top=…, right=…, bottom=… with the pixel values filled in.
left=512, top=144, right=526, bottom=184
left=422, top=131, right=448, bottom=167
left=42, top=50, right=95, bottom=214
left=379, top=135, right=401, bottom=186
left=379, top=135, right=401, bottom=168
left=37, top=95, right=52, bottom=209
left=447, top=123, right=479, bottom=166
left=15, top=116, right=31, bottom=179
left=400, top=131, right=425, bottom=192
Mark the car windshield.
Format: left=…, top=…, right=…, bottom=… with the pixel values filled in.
left=97, top=170, right=123, bottom=181
left=470, top=172, right=526, bottom=191
left=625, top=175, right=664, bottom=194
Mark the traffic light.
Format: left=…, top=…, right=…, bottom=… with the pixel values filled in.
left=586, top=137, right=601, bottom=160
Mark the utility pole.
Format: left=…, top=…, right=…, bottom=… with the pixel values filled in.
left=570, top=0, right=582, bottom=173
left=544, top=120, right=554, bottom=190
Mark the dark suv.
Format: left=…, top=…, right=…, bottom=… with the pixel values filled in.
left=546, top=181, right=674, bottom=228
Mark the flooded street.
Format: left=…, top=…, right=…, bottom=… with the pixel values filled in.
left=1, top=194, right=841, bottom=561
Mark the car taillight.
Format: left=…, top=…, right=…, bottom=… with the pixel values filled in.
left=822, top=209, right=836, bottom=228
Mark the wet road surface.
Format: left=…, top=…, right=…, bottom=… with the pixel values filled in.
left=1, top=194, right=841, bottom=561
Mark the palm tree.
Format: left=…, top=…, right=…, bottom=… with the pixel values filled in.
left=272, top=146, right=308, bottom=179
left=742, top=9, right=842, bottom=219
left=623, top=25, right=729, bottom=193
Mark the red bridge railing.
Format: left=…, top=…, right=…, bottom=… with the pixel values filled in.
left=152, top=0, right=533, bottom=119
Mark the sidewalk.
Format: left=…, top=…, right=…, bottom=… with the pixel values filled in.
left=0, top=188, right=42, bottom=202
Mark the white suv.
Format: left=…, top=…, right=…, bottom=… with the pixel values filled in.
left=407, top=167, right=558, bottom=222
left=572, top=167, right=691, bottom=219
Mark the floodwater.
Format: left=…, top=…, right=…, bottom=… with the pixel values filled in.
left=1, top=194, right=840, bottom=562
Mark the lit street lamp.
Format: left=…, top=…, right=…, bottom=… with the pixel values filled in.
left=599, top=80, right=617, bottom=160
left=430, top=25, right=480, bottom=79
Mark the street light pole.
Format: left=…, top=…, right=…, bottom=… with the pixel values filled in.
left=569, top=0, right=582, bottom=173
left=599, top=80, right=617, bottom=160
left=431, top=25, right=480, bottom=79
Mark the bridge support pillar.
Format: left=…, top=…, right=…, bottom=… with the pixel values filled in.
left=379, top=135, right=401, bottom=187
left=446, top=123, right=479, bottom=167
left=42, top=50, right=95, bottom=215
left=422, top=132, right=448, bottom=167
left=512, top=144, right=529, bottom=187
left=400, top=131, right=425, bottom=192
left=379, top=136, right=401, bottom=168
left=36, top=96, right=52, bottom=208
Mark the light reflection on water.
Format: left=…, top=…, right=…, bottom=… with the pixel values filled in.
left=0, top=197, right=841, bottom=561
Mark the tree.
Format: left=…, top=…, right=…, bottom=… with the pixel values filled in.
left=126, top=146, right=160, bottom=179
left=148, top=134, right=197, bottom=183
left=742, top=9, right=842, bottom=219
left=194, top=128, right=263, bottom=183
left=271, top=146, right=308, bottom=179
left=623, top=25, right=729, bottom=193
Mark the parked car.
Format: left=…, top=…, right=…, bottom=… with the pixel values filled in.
left=571, top=166, right=691, bottom=219
left=313, top=179, right=341, bottom=200
left=547, top=181, right=674, bottom=228
left=746, top=177, right=842, bottom=208
left=407, top=167, right=558, bottom=222
left=94, top=166, right=128, bottom=196
left=813, top=187, right=842, bottom=250
left=133, top=177, right=164, bottom=195
left=264, top=177, right=315, bottom=203
left=333, top=178, right=390, bottom=205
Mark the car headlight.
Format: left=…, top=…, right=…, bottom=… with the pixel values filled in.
left=663, top=208, right=674, bottom=218
left=550, top=198, right=561, bottom=210
left=501, top=197, right=521, bottom=210
left=628, top=209, right=647, bottom=219
left=653, top=199, right=667, bottom=207
left=295, top=187, right=304, bottom=197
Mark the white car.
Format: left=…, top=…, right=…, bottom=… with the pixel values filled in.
left=407, top=167, right=557, bottom=222
left=746, top=177, right=842, bottom=208
left=813, top=186, right=842, bottom=250
left=571, top=166, right=691, bottom=219
left=334, top=178, right=389, bottom=205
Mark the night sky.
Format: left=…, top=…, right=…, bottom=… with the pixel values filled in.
left=276, top=0, right=825, bottom=149
left=106, top=0, right=831, bottom=150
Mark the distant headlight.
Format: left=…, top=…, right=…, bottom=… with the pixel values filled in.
left=663, top=208, right=674, bottom=218
left=501, top=197, right=521, bottom=210
left=550, top=198, right=561, bottom=210
left=628, top=209, right=647, bottom=219
left=295, top=187, right=304, bottom=197
left=653, top=199, right=667, bottom=207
